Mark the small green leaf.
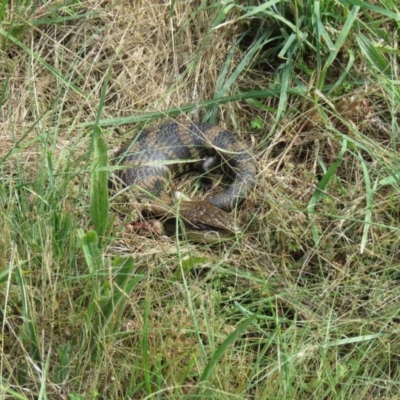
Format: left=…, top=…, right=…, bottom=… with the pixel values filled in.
left=251, top=118, right=264, bottom=129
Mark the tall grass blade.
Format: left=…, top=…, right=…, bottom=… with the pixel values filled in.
left=78, top=230, right=141, bottom=357
left=95, top=256, right=141, bottom=336
left=0, top=28, right=84, bottom=97
left=356, top=33, right=390, bottom=74
left=339, top=0, right=400, bottom=20
left=0, top=264, right=12, bottom=284
left=327, top=49, right=355, bottom=94
left=1, top=384, right=29, bottom=400
left=84, top=76, right=367, bottom=131
left=307, top=138, right=348, bottom=244
left=90, top=127, right=109, bottom=242
left=319, top=6, right=359, bottom=88
left=38, top=349, right=51, bottom=400
left=196, top=315, right=257, bottom=395
left=142, top=297, right=151, bottom=394
left=78, top=229, right=102, bottom=275
left=54, top=343, right=71, bottom=384
left=358, top=152, right=375, bottom=254
left=14, top=265, right=41, bottom=364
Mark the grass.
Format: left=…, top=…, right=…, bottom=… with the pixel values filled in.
left=1, top=0, right=400, bottom=398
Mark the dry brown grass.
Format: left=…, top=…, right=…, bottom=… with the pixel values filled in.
left=2, top=0, right=400, bottom=399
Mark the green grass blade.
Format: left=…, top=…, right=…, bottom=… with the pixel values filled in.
left=0, top=27, right=84, bottom=97
left=90, top=127, right=109, bottom=242
left=319, top=5, right=359, bottom=88
left=216, top=30, right=271, bottom=99
left=15, top=264, right=41, bottom=364
left=0, top=264, right=12, bottom=284
left=0, top=384, right=29, bottom=400
left=33, top=12, right=96, bottom=26
left=78, top=229, right=102, bottom=275
left=308, top=138, right=348, bottom=244
left=356, top=33, right=390, bottom=74
left=84, top=81, right=367, bottom=129
left=97, top=256, right=141, bottom=335
left=358, top=151, right=375, bottom=254
left=142, top=296, right=151, bottom=394
left=196, top=315, right=257, bottom=394
left=236, top=0, right=283, bottom=19
left=54, top=343, right=72, bottom=384
left=38, top=348, right=51, bottom=400
left=327, top=49, right=355, bottom=94
left=339, top=0, right=400, bottom=20
left=312, top=2, right=335, bottom=52
left=82, top=89, right=280, bottom=127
